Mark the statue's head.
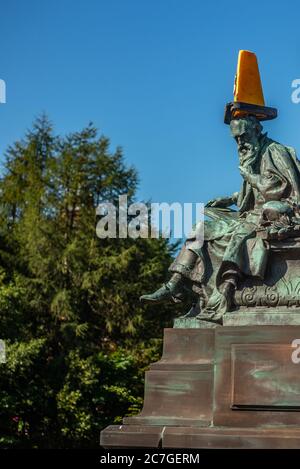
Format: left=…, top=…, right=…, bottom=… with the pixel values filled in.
left=230, top=116, right=263, bottom=159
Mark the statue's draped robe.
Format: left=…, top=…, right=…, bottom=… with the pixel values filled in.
left=170, top=134, right=300, bottom=314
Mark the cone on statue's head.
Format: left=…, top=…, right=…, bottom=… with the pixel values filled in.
left=224, top=50, right=277, bottom=124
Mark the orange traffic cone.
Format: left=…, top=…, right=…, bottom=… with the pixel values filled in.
left=224, top=50, right=277, bottom=124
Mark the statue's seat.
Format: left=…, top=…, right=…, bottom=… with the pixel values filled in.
left=235, top=236, right=300, bottom=310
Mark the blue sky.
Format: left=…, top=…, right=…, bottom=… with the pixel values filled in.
left=1, top=0, right=300, bottom=208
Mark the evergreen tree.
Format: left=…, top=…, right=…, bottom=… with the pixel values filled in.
left=0, top=116, right=179, bottom=448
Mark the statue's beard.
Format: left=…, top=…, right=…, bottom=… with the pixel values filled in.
left=238, top=141, right=260, bottom=168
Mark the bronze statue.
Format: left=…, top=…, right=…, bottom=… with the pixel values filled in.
left=140, top=51, right=300, bottom=324
left=102, top=51, right=300, bottom=450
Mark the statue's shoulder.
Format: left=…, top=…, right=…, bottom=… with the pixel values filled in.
left=262, top=136, right=297, bottom=160
left=263, top=137, right=286, bottom=151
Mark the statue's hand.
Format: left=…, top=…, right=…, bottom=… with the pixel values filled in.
left=239, top=165, right=250, bottom=181
left=205, top=196, right=233, bottom=208
left=239, top=166, right=257, bottom=186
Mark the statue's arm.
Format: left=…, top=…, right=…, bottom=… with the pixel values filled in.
left=239, top=166, right=288, bottom=201
left=206, top=192, right=238, bottom=208
left=231, top=191, right=239, bottom=204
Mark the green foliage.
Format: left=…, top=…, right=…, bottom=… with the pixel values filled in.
left=0, top=115, right=179, bottom=448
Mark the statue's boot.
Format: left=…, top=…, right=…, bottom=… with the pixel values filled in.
left=140, top=273, right=185, bottom=304
left=197, top=280, right=235, bottom=324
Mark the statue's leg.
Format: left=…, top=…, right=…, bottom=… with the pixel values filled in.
left=197, top=223, right=256, bottom=323
left=197, top=269, right=238, bottom=322
left=140, top=245, right=200, bottom=304
left=196, top=284, right=234, bottom=324
left=169, top=245, right=200, bottom=279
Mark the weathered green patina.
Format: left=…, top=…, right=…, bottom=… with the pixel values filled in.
left=141, top=116, right=300, bottom=325
left=101, top=53, right=300, bottom=449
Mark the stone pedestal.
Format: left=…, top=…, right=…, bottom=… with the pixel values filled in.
left=100, top=314, right=300, bottom=448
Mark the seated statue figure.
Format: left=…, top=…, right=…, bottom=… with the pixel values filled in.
left=141, top=51, right=300, bottom=324
left=140, top=114, right=300, bottom=323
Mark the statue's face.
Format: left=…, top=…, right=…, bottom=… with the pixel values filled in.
left=230, top=118, right=261, bottom=159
